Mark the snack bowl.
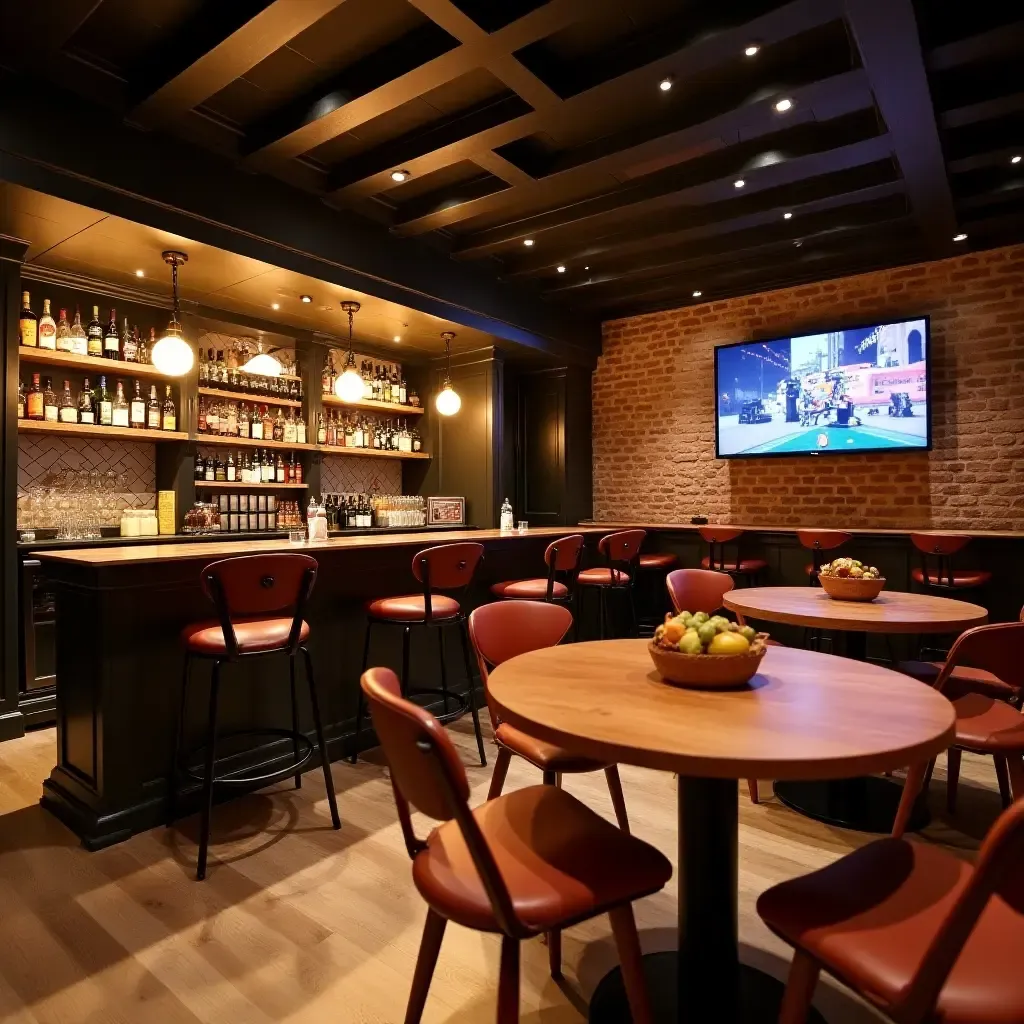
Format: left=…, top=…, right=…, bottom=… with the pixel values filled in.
left=818, top=574, right=886, bottom=602
left=648, top=635, right=769, bottom=689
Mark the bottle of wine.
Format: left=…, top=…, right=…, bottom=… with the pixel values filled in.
left=104, top=309, right=119, bottom=360
left=20, top=291, right=37, bottom=347
left=112, top=381, right=130, bottom=427
left=141, top=327, right=153, bottom=364
left=58, top=380, right=77, bottom=423
left=251, top=404, right=264, bottom=441
left=70, top=307, right=88, bottom=355
left=162, top=386, right=176, bottom=431
left=226, top=450, right=236, bottom=482
left=273, top=408, right=285, bottom=442
left=43, top=377, right=58, bottom=421
left=27, top=373, right=44, bottom=420
left=87, top=306, right=103, bottom=357
left=97, top=377, right=113, bottom=426
left=275, top=453, right=285, bottom=483
left=38, top=299, right=57, bottom=350
left=78, top=378, right=95, bottom=424
left=130, top=380, right=145, bottom=428
left=239, top=402, right=251, bottom=439
left=55, top=308, right=72, bottom=352
left=195, top=455, right=205, bottom=481
left=296, top=412, right=307, bottom=445
left=147, top=385, right=160, bottom=429
left=121, top=318, right=137, bottom=362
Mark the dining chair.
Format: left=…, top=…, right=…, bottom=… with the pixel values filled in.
left=577, top=529, right=646, bottom=639
left=698, top=526, right=766, bottom=586
left=361, top=666, right=672, bottom=1023
left=469, top=600, right=630, bottom=830
left=796, top=529, right=852, bottom=586
left=759, top=796, right=1024, bottom=1024
left=892, top=621, right=1024, bottom=837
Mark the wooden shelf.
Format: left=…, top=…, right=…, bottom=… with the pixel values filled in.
left=319, top=446, right=430, bottom=461
left=19, top=419, right=187, bottom=443
left=19, top=346, right=173, bottom=380
left=321, top=393, right=424, bottom=416
left=195, top=434, right=318, bottom=452
left=199, top=386, right=302, bottom=408
left=195, top=480, right=307, bottom=490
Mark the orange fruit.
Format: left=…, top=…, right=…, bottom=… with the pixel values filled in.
left=707, top=631, right=751, bottom=655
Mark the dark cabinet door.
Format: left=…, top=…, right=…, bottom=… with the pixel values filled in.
left=519, top=372, right=566, bottom=527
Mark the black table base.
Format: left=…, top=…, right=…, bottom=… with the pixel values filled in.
left=589, top=952, right=827, bottom=1023
left=774, top=775, right=929, bottom=834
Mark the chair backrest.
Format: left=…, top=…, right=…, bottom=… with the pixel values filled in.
left=796, top=529, right=852, bottom=552
left=699, top=526, right=744, bottom=570
left=361, top=666, right=522, bottom=936
left=201, top=554, right=317, bottom=656
left=932, top=621, right=1024, bottom=695
left=544, top=533, right=585, bottom=572
left=598, top=529, right=646, bottom=566
left=411, top=542, right=484, bottom=590
left=665, top=568, right=734, bottom=615
left=910, top=533, right=970, bottom=588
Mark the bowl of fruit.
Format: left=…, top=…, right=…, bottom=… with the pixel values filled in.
left=817, top=558, right=886, bottom=601
left=649, top=611, right=769, bottom=689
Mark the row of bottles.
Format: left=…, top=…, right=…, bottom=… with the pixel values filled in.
left=19, top=372, right=177, bottom=430
left=315, top=411, right=422, bottom=452
left=20, top=292, right=155, bottom=363
left=183, top=497, right=303, bottom=535
left=321, top=355, right=418, bottom=407
left=200, top=348, right=303, bottom=399
left=197, top=398, right=308, bottom=443
left=308, top=493, right=375, bottom=530
left=195, top=450, right=304, bottom=485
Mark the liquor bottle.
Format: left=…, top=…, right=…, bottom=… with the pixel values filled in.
left=272, top=408, right=285, bottom=442
left=216, top=350, right=226, bottom=385
left=87, top=306, right=103, bottom=357
left=195, top=455, right=205, bottom=481
left=251, top=404, right=264, bottom=441
left=78, top=379, right=95, bottom=424
left=141, top=327, right=153, bottom=364
left=147, top=385, right=161, bottom=429
left=226, top=451, right=236, bottom=482
left=101, top=308, right=119, bottom=360
left=296, top=412, right=306, bottom=445
left=225, top=401, right=238, bottom=437
left=353, top=417, right=364, bottom=449
left=288, top=378, right=299, bottom=401
left=321, top=354, right=332, bottom=395
left=97, top=377, right=112, bottom=426
left=70, top=307, right=88, bottom=355
left=239, top=402, right=250, bottom=439
left=215, top=457, right=227, bottom=482
left=55, top=308, right=72, bottom=352
left=207, top=399, right=220, bottom=435
left=38, top=299, right=57, bottom=350
left=316, top=413, right=326, bottom=445
left=20, top=291, right=38, bottom=347
left=287, top=454, right=296, bottom=483
left=204, top=455, right=215, bottom=482
left=326, top=412, right=337, bottom=447
left=283, top=409, right=297, bottom=444
left=294, top=456, right=303, bottom=484
left=58, top=380, right=77, bottom=423
left=112, top=381, right=130, bottom=427
left=130, top=381, right=145, bottom=428
left=198, top=348, right=208, bottom=386
left=17, top=379, right=25, bottom=419
left=27, top=373, right=44, bottom=420
left=43, top=376, right=58, bottom=421
left=399, top=373, right=407, bottom=405
left=262, top=450, right=274, bottom=483
left=412, top=427, right=422, bottom=453
left=197, top=397, right=208, bottom=433
left=262, top=406, right=274, bottom=441
left=383, top=370, right=392, bottom=404
left=275, top=453, right=285, bottom=483
left=161, top=386, right=176, bottom=431
left=121, top=318, right=138, bottom=362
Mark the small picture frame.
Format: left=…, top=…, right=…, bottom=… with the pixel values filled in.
left=426, top=496, right=466, bottom=526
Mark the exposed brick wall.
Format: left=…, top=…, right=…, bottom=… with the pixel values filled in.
left=594, top=245, right=1024, bottom=529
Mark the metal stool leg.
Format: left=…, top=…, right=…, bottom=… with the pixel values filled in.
left=168, top=654, right=191, bottom=826
left=289, top=656, right=302, bottom=790
left=302, top=646, right=341, bottom=830
left=437, top=627, right=450, bottom=713
left=626, top=585, right=638, bottom=638
left=401, top=625, right=411, bottom=696
left=196, top=659, right=223, bottom=882
left=350, top=620, right=374, bottom=764
left=458, top=619, right=487, bottom=767
left=598, top=589, right=607, bottom=640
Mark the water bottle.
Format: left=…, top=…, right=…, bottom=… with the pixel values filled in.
left=500, top=497, right=514, bottom=532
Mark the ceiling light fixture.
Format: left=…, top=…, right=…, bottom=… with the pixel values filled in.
left=241, top=338, right=282, bottom=377
left=734, top=179, right=745, bottom=188
left=334, top=301, right=366, bottom=402
left=300, top=294, right=312, bottom=303
left=393, top=335, right=401, bottom=342
left=135, top=269, right=145, bottom=277
left=774, top=98, right=793, bottom=113
left=1013, top=155, right=1022, bottom=164
left=271, top=302, right=280, bottom=310
left=390, top=169, right=409, bottom=183
left=557, top=265, right=566, bottom=273
left=953, top=233, right=968, bottom=242
left=523, top=238, right=534, bottom=246
left=436, top=332, right=461, bottom=416
left=744, top=44, right=760, bottom=57
left=151, top=251, right=193, bottom=377
left=692, top=290, right=702, bottom=298
left=659, top=77, right=673, bottom=92
left=783, top=211, right=793, bottom=219
left=584, top=265, right=590, bottom=270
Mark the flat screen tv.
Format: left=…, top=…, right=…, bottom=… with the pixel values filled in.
left=714, top=316, right=931, bottom=458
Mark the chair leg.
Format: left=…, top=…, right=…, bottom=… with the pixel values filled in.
left=405, top=909, right=446, bottom=1024
left=608, top=904, right=653, bottom=1024
left=892, top=760, right=930, bottom=839
left=922, top=757, right=936, bottom=794
left=547, top=928, right=562, bottom=980
left=542, top=769, right=557, bottom=786
left=302, top=646, right=341, bottom=830
left=350, top=620, right=374, bottom=764
left=437, top=626, right=450, bottom=714
left=947, top=747, right=962, bottom=813
left=604, top=765, right=630, bottom=833
left=458, top=620, right=487, bottom=767
left=626, top=585, right=638, bottom=638
left=488, top=747, right=512, bottom=801
left=497, top=937, right=520, bottom=1024
left=1005, top=755, right=1024, bottom=802
left=168, top=654, right=191, bottom=827
left=196, top=660, right=223, bottom=882
left=289, top=656, right=302, bottom=790
left=779, top=949, right=821, bottom=1024
left=995, top=756, right=1013, bottom=808
left=401, top=625, right=411, bottom=697
left=746, top=779, right=760, bottom=805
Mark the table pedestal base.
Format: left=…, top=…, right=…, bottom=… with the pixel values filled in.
left=589, top=952, right=827, bottom=1023
left=774, top=775, right=929, bottom=834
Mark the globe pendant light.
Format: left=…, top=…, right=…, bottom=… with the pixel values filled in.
left=334, top=300, right=366, bottom=402
left=151, top=251, right=194, bottom=376
left=241, top=338, right=281, bottom=377
left=435, top=331, right=461, bottom=416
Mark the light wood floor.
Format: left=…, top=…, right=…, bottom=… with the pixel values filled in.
left=0, top=718, right=1002, bottom=1024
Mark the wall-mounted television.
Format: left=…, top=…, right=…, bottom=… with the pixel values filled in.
left=714, top=316, right=931, bottom=458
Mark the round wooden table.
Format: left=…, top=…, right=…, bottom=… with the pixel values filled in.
left=723, top=587, right=986, bottom=833
left=488, top=640, right=954, bottom=1024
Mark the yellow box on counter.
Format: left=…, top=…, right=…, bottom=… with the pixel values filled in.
left=158, top=490, right=176, bottom=535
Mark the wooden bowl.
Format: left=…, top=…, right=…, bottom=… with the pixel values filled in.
left=818, top=574, right=886, bottom=602
left=648, top=636, right=769, bottom=690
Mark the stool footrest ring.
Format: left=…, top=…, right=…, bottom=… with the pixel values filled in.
left=180, top=727, right=313, bottom=787
left=403, top=687, right=471, bottom=726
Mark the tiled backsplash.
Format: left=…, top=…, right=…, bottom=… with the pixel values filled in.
left=320, top=455, right=402, bottom=495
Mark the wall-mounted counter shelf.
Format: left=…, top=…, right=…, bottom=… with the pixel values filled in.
left=19, top=347, right=172, bottom=380
left=319, top=446, right=430, bottom=461
left=194, top=480, right=307, bottom=490
left=321, top=393, right=424, bottom=416
left=19, top=420, right=187, bottom=443
left=198, top=386, right=302, bottom=408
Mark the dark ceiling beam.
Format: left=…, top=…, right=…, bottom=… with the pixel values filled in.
left=927, top=20, right=1024, bottom=71
left=331, top=0, right=844, bottom=202
left=391, top=68, right=874, bottom=238
left=0, top=0, right=102, bottom=71
left=843, top=0, right=958, bottom=254
left=242, top=0, right=588, bottom=169
left=129, top=0, right=349, bottom=125
left=940, top=93, right=1024, bottom=130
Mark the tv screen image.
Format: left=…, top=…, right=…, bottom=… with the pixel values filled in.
left=714, top=317, right=930, bottom=458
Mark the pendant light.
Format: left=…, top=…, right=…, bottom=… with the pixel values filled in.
left=241, top=338, right=281, bottom=377
left=151, top=251, right=194, bottom=376
left=334, top=300, right=365, bottom=402
left=435, top=331, right=461, bottom=416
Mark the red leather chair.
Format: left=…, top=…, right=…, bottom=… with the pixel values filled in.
left=361, top=666, right=671, bottom=1023
left=759, top=797, right=1024, bottom=1024
left=910, top=533, right=991, bottom=592
left=171, top=554, right=341, bottom=880
left=489, top=533, right=584, bottom=621
left=893, top=621, right=1024, bottom=838
left=635, top=547, right=680, bottom=634
left=576, top=529, right=646, bottom=639
left=796, top=529, right=852, bottom=585
left=469, top=600, right=629, bottom=830
left=698, top=526, right=766, bottom=586
left=351, top=542, right=487, bottom=767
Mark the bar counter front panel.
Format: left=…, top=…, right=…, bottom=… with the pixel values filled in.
left=36, top=527, right=605, bottom=849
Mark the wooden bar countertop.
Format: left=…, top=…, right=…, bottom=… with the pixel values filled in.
left=33, top=526, right=607, bottom=568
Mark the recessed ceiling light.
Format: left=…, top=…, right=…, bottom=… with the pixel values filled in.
left=745, top=44, right=760, bottom=57
left=584, top=265, right=590, bottom=270
left=557, top=265, right=566, bottom=273
left=692, top=290, right=702, bottom=297
left=953, top=233, right=968, bottom=242
left=659, top=77, right=673, bottom=92
left=734, top=179, right=745, bottom=188
left=271, top=302, right=280, bottom=310
left=135, top=269, right=145, bottom=277
left=794, top=240, right=803, bottom=247
left=783, top=211, right=793, bottom=219
left=1012, top=155, right=1022, bottom=164
left=523, top=238, right=534, bottom=246
left=391, top=169, right=409, bottom=183
left=774, top=98, right=793, bottom=113
left=300, top=294, right=312, bottom=303
left=393, top=335, right=401, bottom=342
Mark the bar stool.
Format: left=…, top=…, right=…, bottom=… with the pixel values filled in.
left=797, top=529, right=852, bottom=585
left=170, top=553, right=341, bottom=881
left=489, top=532, right=584, bottom=609
left=635, top=549, right=679, bottom=636
left=576, top=529, right=645, bottom=639
left=351, top=542, right=487, bottom=767
left=699, top=526, right=767, bottom=587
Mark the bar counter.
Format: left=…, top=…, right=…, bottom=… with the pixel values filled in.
left=35, top=527, right=605, bottom=849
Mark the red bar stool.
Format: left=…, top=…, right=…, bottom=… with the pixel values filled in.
left=576, top=529, right=645, bottom=639
left=699, top=526, right=767, bottom=586
left=351, top=542, right=487, bottom=767
left=170, top=554, right=341, bottom=881
left=796, top=529, right=851, bottom=585
left=635, top=548, right=680, bottom=635
left=469, top=600, right=630, bottom=833
left=910, top=533, right=991, bottom=592
left=489, top=532, right=584, bottom=610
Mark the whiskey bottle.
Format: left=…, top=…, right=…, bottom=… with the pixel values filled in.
left=103, top=309, right=119, bottom=360
left=27, top=374, right=43, bottom=420
left=204, top=455, right=215, bottom=482
left=97, top=377, right=113, bottom=426
left=321, top=354, right=332, bottom=395
left=141, top=327, right=154, bottom=364
left=55, top=308, right=72, bottom=352
left=20, top=291, right=37, bottom=347
left=43, top=376, right=58, bottom=421
left=283, top=408, right=297, bottom=444
left=225, top=401, right=238, bottom=437
left=262, top=450, right=275, bottom=483
left=296, top=412, right=307, bottom=445
left=214, top=457, right=227, bottom=483
left=162, top=386, right=176, bottom=431
left=412, top=427, right=422, bottom=453
left=58, top=380, right=77, bottom=423
left=17, top=379, right=25, bottom=419
left=294, top=456, right=303, bottom=484
left=121, top=318, right=138, bottom=362
left=197, top=398, right=208, bottom=433
left=147, top=385, right=161, bottom=429
left=70, top=307, right=88, bottom=355
left=273, top=408, right=285, bottom=442
left=262, top=406, right=274, bottom=441
left=87, top=306, right=103, bottom=357
left=316, top=413, right=327, bottom=445
left=198, top=348, right=208, bottom=386
left=78, top=378, right=95, bottom=424
left=251, top=405, right=264, bottom=441
left=38, top=299, right=57, bottom=350
left=130, top=381, right=146, bottom=428
left=226, top=451, right=236, bottom=482
left=326, top=412, right=337, bottom=447
left=275, top=453, right=285, bottom=483
left=195, top=455, right=205, bottom=481
left=239, top=402, right=251, bottom=439
left=399, top=373, right=407, bottom=405
left=206, top=399, right=220, bottom=435
left=112, top=381, right=130, bottom=427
